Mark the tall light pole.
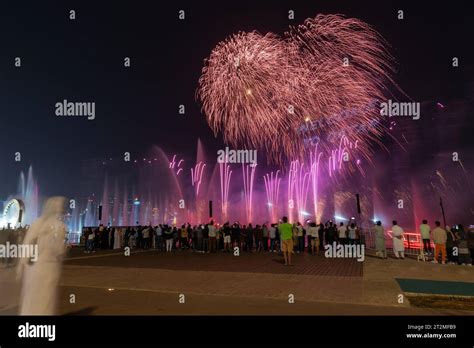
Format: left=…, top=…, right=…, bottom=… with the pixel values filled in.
left=439, top=197, right=447, bottom=227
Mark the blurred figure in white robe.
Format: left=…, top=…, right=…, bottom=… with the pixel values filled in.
left=17, top=197, right=67, bottom=315
left=113, top=227, right=122, bottom=249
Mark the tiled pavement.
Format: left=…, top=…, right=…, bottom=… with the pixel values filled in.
left=62, top=248, right=474, bottom=308
left=64, top=248, right=363, bottom=277
left=58, top=248, right=373, bottom=312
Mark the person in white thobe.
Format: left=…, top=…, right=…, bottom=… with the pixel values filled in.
left=17, top=197, right=67, bottom=315
left=113, top=227, right=122, bottom=249
left=392, top=220, right=405, bottom=259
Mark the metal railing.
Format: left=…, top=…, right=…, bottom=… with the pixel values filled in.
left=361, top=228, right=432, bottom=256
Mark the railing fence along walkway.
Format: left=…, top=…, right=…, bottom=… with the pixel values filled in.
left=362, top=228, right=430, bottom=256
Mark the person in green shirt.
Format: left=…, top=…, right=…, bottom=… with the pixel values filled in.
left=278, top=216, right=294, bottom=266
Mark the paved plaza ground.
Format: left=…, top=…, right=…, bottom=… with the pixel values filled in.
left=1, top=247, right=473, bottom=315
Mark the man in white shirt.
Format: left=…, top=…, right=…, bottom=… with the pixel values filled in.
left=142, top=226, right=150, bottom=249
left=155, top=225, right=163, bottom=251
left=419, top=220, right=431, bottom=255
left=337, top=222, right=347, bottom=245
left=308, top=222, right=319, bottom=254
left=208, top=221, right=217, bottom=253
left=87, top=230, right=95, bottom=253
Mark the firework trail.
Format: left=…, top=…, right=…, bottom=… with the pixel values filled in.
left=327, top=136, right=362, bottom=177
left=287, top=162, right=296, bottom=222
left=169, top=155, right=184, bottom=176
left=457, top=160, right=473, bottom=193
left=264, top=170, right=281, bottom=222
left=198, top=14, right=397, bottom=170
left=219, top=162, right=232, bottom=221
left=242, top=163, right=257, bottom=223
left=191, top=161, right=206, bottom=197
left=310, top=145, right=323, bottom=222
left=289, top=161, right=311, bottom=223
left=122, top=185, right=128, bottom=226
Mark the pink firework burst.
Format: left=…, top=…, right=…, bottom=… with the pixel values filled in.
left=197, top=31, right=303, bottom=164
left=197, top=14, right=399, bottom=171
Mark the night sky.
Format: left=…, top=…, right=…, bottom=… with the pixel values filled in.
left=0, top=0, right=472, bottom=200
